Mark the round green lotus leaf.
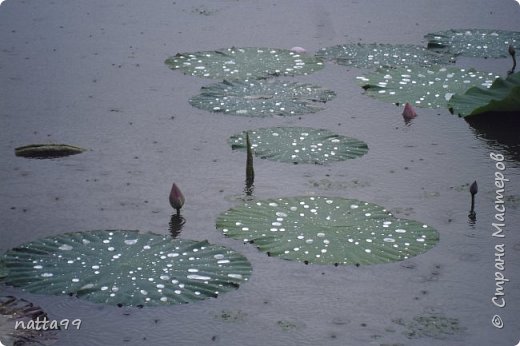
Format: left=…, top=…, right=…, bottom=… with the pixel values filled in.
left=0, top=296, right=59, bottom=345
left=425, top=29, right=520, bottom=58
left=357, top=65, right=500, bottom=108
left=165, top=47, right=324, bottom=80
left=316, top=43, right=455, bottom=68
left=216, top=196, right=439, bottom=265
left=190, top=80, right=336, bottom=117
left=228, top=127, right=368, bottom=164
left=1, top=230, right=251, bottom=307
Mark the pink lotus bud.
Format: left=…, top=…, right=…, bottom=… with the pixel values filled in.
left=290, top=46, right=307, bottom=54
left=402, top=102, right=418, bottom=120
left=169, top=183, right=185, bottom=213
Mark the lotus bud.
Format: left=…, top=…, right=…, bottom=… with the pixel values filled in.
left=469, top=180, right=477, bottom=220
left=290, top=46, right=307, bottom=54
left=509, top=45, right=516, bottom=73
left=469, top=181, right=478, bottom=195
left=402, top=102, right=418, bottom=120
left=169, top=183, right=185, bottom=215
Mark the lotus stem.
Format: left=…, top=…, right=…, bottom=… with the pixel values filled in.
left=245, top=132, right=255, bottom=187
left=169, top=183, right=185, bottom=215
left=509, top=45, right=516, bottom=74
left=469, top=180, right=478, bottom=219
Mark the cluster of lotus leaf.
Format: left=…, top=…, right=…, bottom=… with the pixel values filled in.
left=3, top=27, right=517, bottom=309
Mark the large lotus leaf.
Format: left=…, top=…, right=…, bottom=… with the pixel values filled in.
left=216, top=196, right=439, bottom=265
left=189, top=80, right=336, bottom=117
left=165, top=47, right=324, bottom=79
left=316, top=43, right=455, bottom=68
left=357, top=66, right=499, bottom=108
left=1, top=230, right=251, bottom=307
left=425, top=29, right=520, bottom=57
left=0, top=296, right=59, bottom=345
left=448, top=71, right=520, bottom=117
left=228, top=127, right=368, bottom=164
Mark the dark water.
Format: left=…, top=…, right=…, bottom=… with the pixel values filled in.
left=1, top=0, right=519, bottom=345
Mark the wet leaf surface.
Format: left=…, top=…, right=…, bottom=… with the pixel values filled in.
left=357, top=66, right=499, bottom=108
left=316, top=43, right=455, bottom=68
left=425, top=29, right=520, bottom=58
left=190, top=80, right=335, bottom=117
left=165, top=47, right=324, bottom=79
left=1, top=230, right=252, bottom=307
left=229, top=127, right=368, bottom=164
left=217, top=196, right=439, bottom=265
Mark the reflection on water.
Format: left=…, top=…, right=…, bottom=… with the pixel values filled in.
left=168, top=214, right=185, bottom=238
left=466, top=112, right=520, bottom=162
left=244, top=181, right=254, bottom=197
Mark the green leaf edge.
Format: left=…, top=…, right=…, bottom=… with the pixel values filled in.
left=448, top=71, right=520, bottom=117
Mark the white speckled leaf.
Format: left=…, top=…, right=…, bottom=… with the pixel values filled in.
left=1, top=231, right=251, bottom=307
left=316, top=43, right=454, bottom=68
left=165, top=47, right=324, bottom=79
left=425, top=29, right=520, bottom=58
left=229, top=127, right=368, bottom=164
left=190, top=80, right=336, bottom=117
left=448, top=71, right=520, bottom=117
left=216, top=196, right=439, bottom=265
left=357, top=66, right=500, bottom=108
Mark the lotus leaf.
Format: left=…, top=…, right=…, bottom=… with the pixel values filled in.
left=216, top=196, right=439, bottom=265
left=15, top=144, right=86, bottom=159
left=165, top=47, right=324, bottom=79
left=1, top=230, right=251, bottom=307
left=425, top=29, right=520, bottom=58
left=357, top=66, right=499, bottom=108
left=190, top=80, right=335, bottom=117
left=316, top=43, right=455, bottom=68
left=448, top=71, right=520, bottom=117
left=228, top=127, right=368, bottom=164
left=0, top=296, right=59, bottom=345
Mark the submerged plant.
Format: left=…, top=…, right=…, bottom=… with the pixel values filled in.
left=1, top=230, right=252, bottom=307
left=216, top=196, right=439, bottom=266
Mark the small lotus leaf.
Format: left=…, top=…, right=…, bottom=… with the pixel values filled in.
left=425, top=29, right=520, bottom=58
left=165, top=47, right=324, bottom=80
left=15, top=144, right=86, bottom=159
left=449, top=71, right=520, bottom=117
left=216, top=196, right=439, bottom=265
left=228, top=127, right=368, bottom=164
left=1, top=230, right=251, bottom=307
left=316, top=43, right=455, bottom=68
left=190, top=80, right=335, bottom=117
left=357, top=66, right=499, bottom=108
